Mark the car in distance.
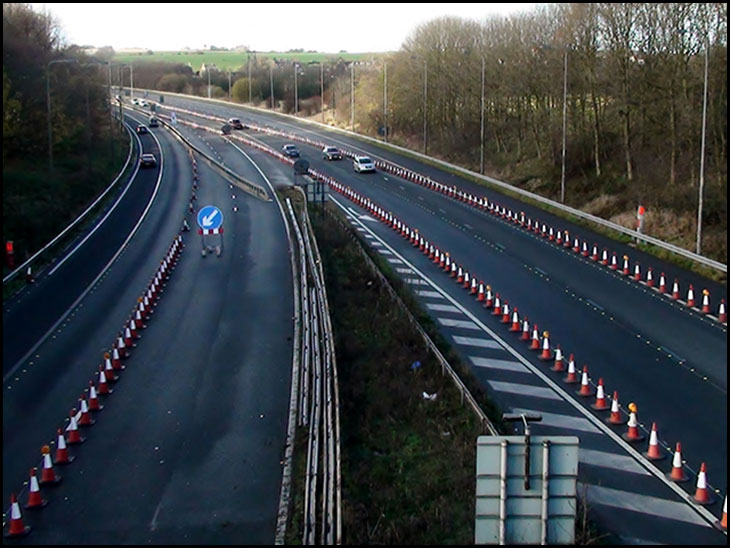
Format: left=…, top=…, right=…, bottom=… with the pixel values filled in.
left=322, top=146, right=342, bottom=161
left=136, top=125, right=149, bottom=135
left=148, top=117, right=159, bottom=128
left=282, top=144, right=300, bottom=158
left=228, top=118, right=244, bottom=130
left=139, top=99, right=149, bottom=108
left=140, top=153, right=157, bottom=168
left=353, top=155, right=376, bottom=173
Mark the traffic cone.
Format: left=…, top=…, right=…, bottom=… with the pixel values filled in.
left=129, top=317, right=140, bottom=339
left=633, top=263, right=641, bottom=281
left=556, top=230, right=563, bottom=245
left=672, top=279, right=680, bottom=300
left=591, top=244, right=599, bottom=261
left=462, top=271, right=471, bottom=289
left=686, top=285, right=695, bottom=307
left=538, top=331, right=552, bottom=360
left=111, top=347, right=124, bottom=371
left=97, top=366, right=112, bottom=395
left=645, top=423, right=666, bottom=460
left=610, top=252, right=618, bottom=270
left=591, top=378, right=607, bottom=408
left=693, top=463, right=715, bottom=505
left=492, top=294, right=502, bottom=316
left=77, top=396, right=95, bottom=426
left=477, top=282, right=485, bottom=301
left=104, top=354, right=119, bottom=383
left=658, top=273, right=667, bottom=293
left=509, top=309, right=521, bottom=332
left=66, top=409, right=86, bottom=445
left=552, top=345, right=565, bottom=371
left=622, top=403, right=644, bottom=442
left=4, top=494, right=31, bottom=538
left=577, top=366, right=593, bottom=396
left=601, top=249, right=608, bottom=265
left=646, top=267, right=654, bottom=287
left=116, top=335, right=128, bottom=358
left=564, top=355, right=578, bottom=383
left=24, top=468, right=48, bottom=509
left=521, top=318, right=530, bottom=341
left=582, top=241, right=589, bottom=256
left=701, top=289, right=710, bottom=314
left=622, top=255, right=630, bottom=275
left=529, top=325, right=540, bottom=350
left=88, top=381, right=103, bottom=411
left=607, top=391, right=624, bottom=424
left=455, top=265, right=463, bottom=282
left=573, top=237, right=580, bottom=252
left=39, top=445, right=62, bottom=485
left=668, top=443, right=689, bottom=482
left=470, top=277, right=477, bottom=294
left=719, top=299, right=727, bottom=323
left=54, top=428, right=74, bottom=464
left=500, top=302, right=511, bottom=323
left=124, top=327, right=135, bottom=348
left=485, top=286, right=493, bottom=308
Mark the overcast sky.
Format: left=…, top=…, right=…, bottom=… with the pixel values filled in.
left=33, top=3, right=538, bottom=52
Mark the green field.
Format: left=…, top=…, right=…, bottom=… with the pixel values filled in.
left=112, top=50, right=384, bottom=71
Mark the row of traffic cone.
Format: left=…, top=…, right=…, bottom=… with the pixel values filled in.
left=319, top=171, right=727, bottom=531
left=3, top=235, right=184, bottom=539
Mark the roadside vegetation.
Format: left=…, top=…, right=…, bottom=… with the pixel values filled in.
left=3, top=4, right=130, bottom=286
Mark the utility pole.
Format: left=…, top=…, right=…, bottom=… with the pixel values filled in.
left=560, top=49, right=568, bottom=204
left=423, top=60, right=428, bottom=155
left=294, top=63, right=298, bottom=115
left=480, top=57, right=485, bottom=175
left=350, top=62, right=355, bottom=130
left=321, top=62, right=325, bottom=124
left=383, top=61, right=388, bottom=142
left=248, top=55, right=252, bottom=103
left=270, top=64, right=274, bottom=110
left=696, top=40, right=709, bottom=255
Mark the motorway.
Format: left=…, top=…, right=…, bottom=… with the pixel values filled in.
left=3, top=109, right=293, bottom=543
left=148, top=93, right=727, bottom=545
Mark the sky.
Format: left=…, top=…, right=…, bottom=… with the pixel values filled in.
left=33, top=3, right=538, bottom=52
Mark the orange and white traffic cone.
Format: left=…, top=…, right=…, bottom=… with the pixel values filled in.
left=686, top=285, right=696, bottom=307
left=111, top=347, right=124, bottom=371
left=701, top=289, right=710, bottom=314
left=672, top=279, right=680, bottom=300
left=577, top=366, right=594, bottom=396
left=39, top=445, right=62, bottom=485
left=552, top=345, right=565, bottom=372
left=633, top=263, right=641, bottom=281
left=564, top=355, right=578, bottom=383
left=485, top=286, right=493, bottom=308
left=607, top=391, right=624, bottom=424
left=601, top=249, right=609, bottom=266
left=538, top=331, right=552, bottom=361
left=668, top=443, right=689, bottom=482
left=622, top=402, right=644, bottom=442
left=529, top=325, right=540, bottom=350
left=715, top=495, right=727, bottom=531
left=88, top=381, right=103, bottom=411
left=591, top=244, right=599, bottom=261
left=509, top=309, right=520, bottom=332
left=622, top=256, right=630, bottom=275
left=645, top=423, right=666, bottom=460
left=658, top=272, right=667, bottom=293
left=66, top=409, right=86, bottom=445
left=97, top=366, right=112, bottom=395
left=719, top=299, right=727, bottom=323
left=4, top=494, right=31, bottom=538
left=477, top=282, right=485, bottom=302
left=492, top=294, right=502, bottom=316
left=77, top=396, right=95, bottom=427
left=54, top=428, right=74, bottom=465
left=521, top=318, right=530, bottom=341
left=591, top=378, right=607, bottom=409
left=24, top=468, right=48, bottom=510
left=463, top=271, right=471, bottom=289
left=469, top=276, right=477, bottom=294
left=104, top=354, right=119, bottom=383
left=693, top=463, right=715, bottom=505
left=646, top=267, right=654, bottom=287
left=500, top=302, right=511, bottom=324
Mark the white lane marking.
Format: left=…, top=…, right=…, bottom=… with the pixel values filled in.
left=579, top=484, right=711, bottom=528
left=488, top=381, right=562, bottom=401
left=464, top=223, right=473, bottom=230
left=416, top=290, right=444, bottom=299
left=470, top=356, right=530, bottom=373
left=453, top=336, right=502, bottom=349
left=387, top=258, right=403, bottom=264
left=404, top=278, right=428, bottom=286
left=396, top=267, right=413, bottom=274
left=578, top=449, right=651, bottom=477
left=511, top=408, right=601, bottom=434
left=379, top=249, right=393, bottom=255
left=330, top=196, right=721, bottom=529
left=371, top=240, right=383, bottom=246
left=426, top=303, right=462, bottom=314
left=437, top=318, right=481, bottom=330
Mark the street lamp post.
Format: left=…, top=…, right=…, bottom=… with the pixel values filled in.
left=47, top=58, right=78, bottom=175
left=321, top=62, right=325, bottom=124
left=560, top=49, right=568, bottom=204
left=270, top=64, right=274, bottom=110
left=423, top=60, right=428, bottom=155
left=383, top=61, right=388, bottom=142
left=696, top=40, right=709, bottom=255
left=350, top=62, right=355, bottom=130
left=480, top=57, right=485, bottom=175
left=294, top=62, right=299, bottom=115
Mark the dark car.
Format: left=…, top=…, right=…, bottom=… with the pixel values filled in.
left=136, top=125, right=149, bottom=135
left=148, top=117, right=159, bottom=128
left=140, top=153, right=157, bottom=168
left=228, top=118, right=244, bottom=130
left=322, top=146, right=342, bottom=160
left=282, top=144, right=300, bottom=158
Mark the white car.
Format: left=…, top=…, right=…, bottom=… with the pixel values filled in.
left=353, top=156, right=376, bottom=173
left=139, top=99, right=149, bottom=108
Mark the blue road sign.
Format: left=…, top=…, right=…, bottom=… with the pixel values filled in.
left=197, top=205, right=223, bottom=231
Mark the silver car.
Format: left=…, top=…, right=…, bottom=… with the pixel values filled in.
left=353, top=156, right=376, bottom=173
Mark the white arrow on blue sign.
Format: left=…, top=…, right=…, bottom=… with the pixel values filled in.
left=197, top=205, right=223, bottom=230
